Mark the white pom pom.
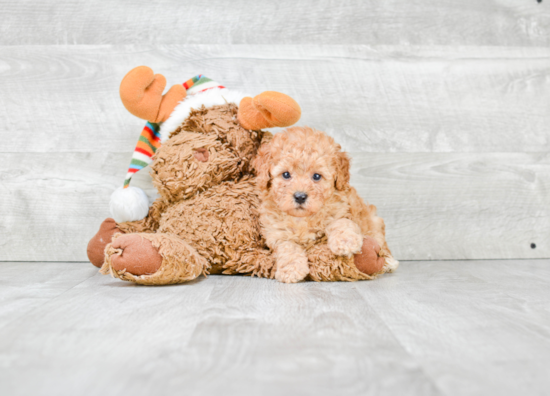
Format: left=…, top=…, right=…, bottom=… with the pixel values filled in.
left=109, top=186, right=150, bottom=223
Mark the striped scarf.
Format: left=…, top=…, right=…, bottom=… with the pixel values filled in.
left=123, top=122, right=161, bottom=188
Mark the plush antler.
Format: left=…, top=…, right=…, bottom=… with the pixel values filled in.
left=119, top=66, right=187, bottom=123
left=238, top=91, right=301, bottom=130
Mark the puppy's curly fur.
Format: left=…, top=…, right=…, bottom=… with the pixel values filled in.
left=254, top=127, right=398, bottom=283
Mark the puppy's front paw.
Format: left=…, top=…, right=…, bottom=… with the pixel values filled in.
left=328, top=229, right=364, bottom=257
left=275, top=258, right=309, bottom=284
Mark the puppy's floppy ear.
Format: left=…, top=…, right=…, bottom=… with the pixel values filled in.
left=253, top=141, right=272, bottom=191
left=334, top=151, right=351, bottom=191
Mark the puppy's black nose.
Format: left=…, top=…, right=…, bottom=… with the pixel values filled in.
left=294, top=192, right=308, bottom=204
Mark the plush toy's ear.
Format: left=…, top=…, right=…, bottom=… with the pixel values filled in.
left=253, top=141, right=273, bottom=191
left=120, top=66, right=187, bottom=123
left=238, top=91, right=301, bottom=130
left=334, top=151, right=351, bottom=191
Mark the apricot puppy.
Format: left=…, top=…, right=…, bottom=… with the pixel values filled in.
left=254, top=127, right=398, bottom=283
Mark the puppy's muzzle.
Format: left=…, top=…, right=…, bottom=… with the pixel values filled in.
left=293, top=192, right=308, bottom=204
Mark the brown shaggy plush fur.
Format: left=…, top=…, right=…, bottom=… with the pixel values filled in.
left=253, top=127, right=399, bottom=283
left=98, top=103, right=277, bottom=284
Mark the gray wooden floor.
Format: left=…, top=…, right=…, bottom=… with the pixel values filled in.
left=1, top=260, right=549, bottom=396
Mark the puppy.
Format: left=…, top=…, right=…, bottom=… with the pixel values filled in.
left=254, top=127, right=398, bottom=283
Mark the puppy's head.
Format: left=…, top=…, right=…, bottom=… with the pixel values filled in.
left=254, top=127, right=350, bottom=217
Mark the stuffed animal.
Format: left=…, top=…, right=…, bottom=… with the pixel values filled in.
left=87, top=66, right=389, bottom=285
left=87, top=67, right=302, bottom=285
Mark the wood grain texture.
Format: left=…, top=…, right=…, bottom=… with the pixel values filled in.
left=0, top=152, right=158, bottom=262
left=0, top=262, right=437, bottom=396
left=0, top=0, right=548, bottom=46
left=1, top=152, right=548, bottom=261
left=351, top=152, right=550, bottom=260
left=1, top=260, right=550, bottom=396
left=1, top=45, right=549, bottom=153
left=2, top=4, right=549, bottom=262
left=355, top=259, right=550, bottom=396
left=0, top=262, right=97, bottom=331
left=0, top=262, right=218, bottom=396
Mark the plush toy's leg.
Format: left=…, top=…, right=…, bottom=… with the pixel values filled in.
left=307, top=237, right=393, bottom=282
left=368, top=238, right=400, bottom=274
left=354, top=236, right=386, bottom=276
left=223, top=248, right=275, bottom=278
left=87, top=218, right=125, bottom=268
left=101, top=233, right=208, bottom=285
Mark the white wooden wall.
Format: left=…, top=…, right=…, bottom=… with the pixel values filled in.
left=1, top=0, right=549, bottom=261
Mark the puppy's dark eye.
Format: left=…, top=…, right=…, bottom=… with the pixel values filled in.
left=282, top=172, right=291, bottom=180
left=312, top=173, right=322, bottom=181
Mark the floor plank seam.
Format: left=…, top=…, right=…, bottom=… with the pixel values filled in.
left=352, top=286, right=448, bottom=396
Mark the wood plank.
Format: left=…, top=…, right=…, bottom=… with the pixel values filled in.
left=1, top=152, right=548, bottom=261
left=351, top=152, right=550, bottom=260
left=159, top=276, right=439, bottom=396
left=2, top=260, right=550, bottom=395
left=1, top=45, right=549, bottom=153
left=0, top=152, right=157, bottom=262
left=0, top=262, right=97, bottom=330
left=0, top=264, right=218, bottom=396
left=354, top=259, right=550, bottom=396
left=0, top=0, right=548, bottom=46
left=0, top=267, right=439, bottom=396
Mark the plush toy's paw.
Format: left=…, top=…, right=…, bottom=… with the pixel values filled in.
left=328, top=228, right=364, bottom=257
left=354, top=237, right=386, bottom=275
left=109, top=234, right=163, bottom=276
left=275, top=257, right=309, bottom=284
left=87, top=218, right=124, bottom=268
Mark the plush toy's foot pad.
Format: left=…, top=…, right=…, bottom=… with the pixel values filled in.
left=354, top=237, right=385, bottom=276
left=87, top=218, right=124, bottom=268
left=110, top=234, right=163, bottom=276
